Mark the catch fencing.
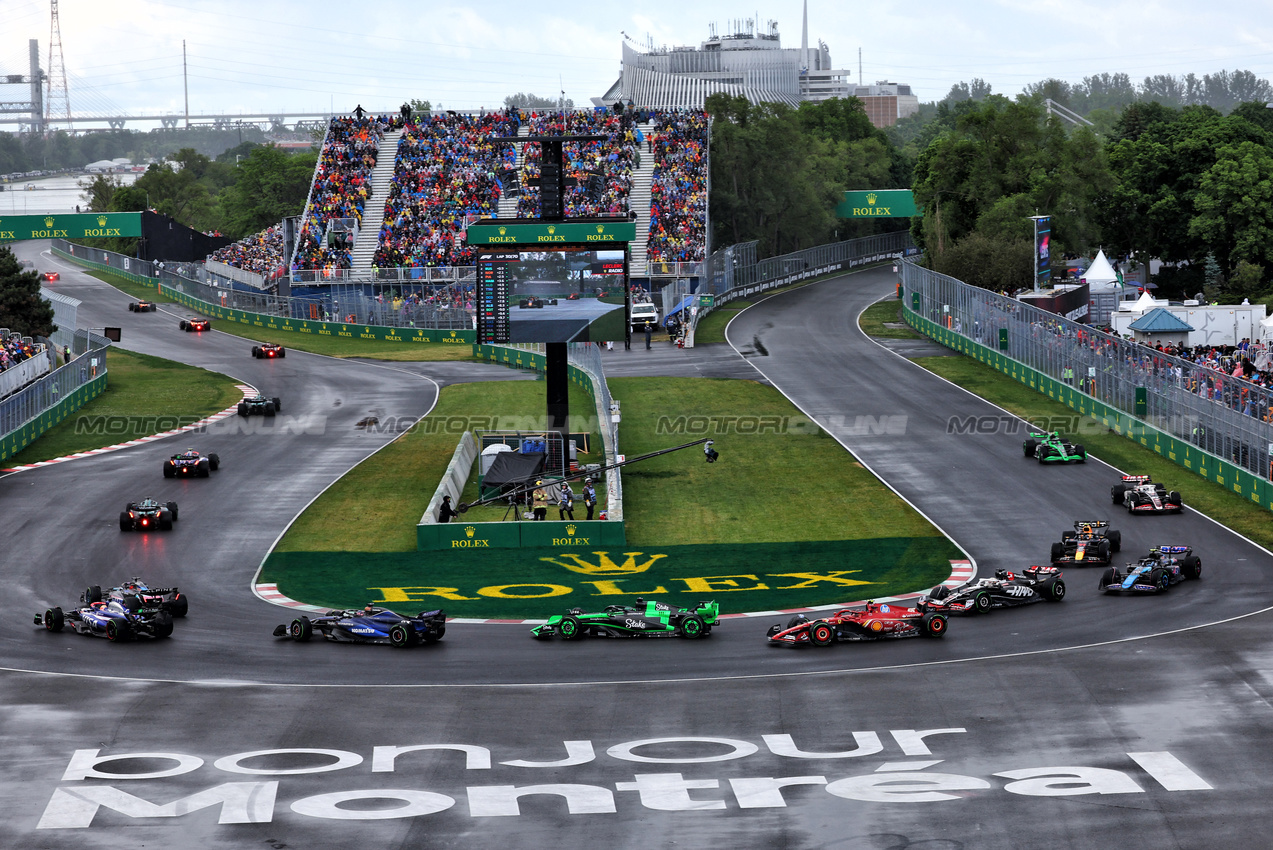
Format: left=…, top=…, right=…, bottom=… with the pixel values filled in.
left=0, top=332, right=110, bottom=462
left=901, top=258, right=1273, bottom=506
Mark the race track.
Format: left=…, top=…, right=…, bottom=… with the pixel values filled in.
left=3, top=243, right=1270, bottom=848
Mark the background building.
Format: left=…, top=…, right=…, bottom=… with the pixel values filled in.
left=852, top=81, right=921, bottom=127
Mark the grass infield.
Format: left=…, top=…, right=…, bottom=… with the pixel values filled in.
left=5, top=347, right=241, bottom=466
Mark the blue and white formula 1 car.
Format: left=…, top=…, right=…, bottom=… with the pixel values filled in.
left=274, top=605, right=446, bottom=647
left=35, top=597, right=174, bottom=641
left=1098, top=546, right=1202, bottom=594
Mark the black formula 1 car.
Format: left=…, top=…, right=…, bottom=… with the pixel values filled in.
left=36, top=597, right=174, bottom=641
left=919, top=566, right=1066, bottom=615
left=766, top=601, right=947, bottom=646
left=1022, top=430, right=1086, bottom=463
left=252, top=343, right=286, bottom=359
left=1051, top=520, right=1121, bottom=567
left=1112, top=475, right=1183, bottom=514
left=238, top=394, right=281, bottom=417
left=274, top=606, right=446, bottom=647
left=1098, top=546, right=1202, bottom=594
left=128, top=300, right=158, bottom=312
left=87, top=578, right=189, bottom=618
left=163, top=448, right=219, bottom=478
left=119, top=498, right=178, bottom=531
left=531, top=598, right=720, bottom=639
left=179, top=317, right=210, bottom=331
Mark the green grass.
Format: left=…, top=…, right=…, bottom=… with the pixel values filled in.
left=858, top=298, right=924, bottom=339
left=86, top=269, right=475, bottom=362
left=912, top=355, right=1273, bottom=551
left=275, top=379, right=604, bottom=550
left=5, top=347, right=241, bottom=465
left=694, top=301, right=750, bottom=344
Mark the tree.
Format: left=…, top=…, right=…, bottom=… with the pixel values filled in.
left=218, top=145, right=318, bottom=238
left=0, top=247, right=56, bottom=338
left=504, top=92, right=572, bottom=110
left=1190, top=140, right=1273, bottom=274
left=1228, top=260, right=1264, bottom=301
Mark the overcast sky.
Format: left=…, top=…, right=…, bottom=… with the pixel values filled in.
left=1, top=0, right=1270, bottom=122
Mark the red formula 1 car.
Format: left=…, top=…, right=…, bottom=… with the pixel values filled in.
left=42, top=271, right=59, bottom=281
left=179, top=317, right=211, bottom=332
left=766, top=600, right=947, bottom=646
left=128, top=300, right=158, bottom=312
left=251, top=343, right=286, bottom=359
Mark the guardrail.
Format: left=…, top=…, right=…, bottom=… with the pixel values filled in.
left=901, top=258, right=1273, bottom=510
left=0, top=334, right=110, bottom=463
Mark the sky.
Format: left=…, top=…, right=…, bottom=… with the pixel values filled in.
left=1, top=0, right=1270, bottom=125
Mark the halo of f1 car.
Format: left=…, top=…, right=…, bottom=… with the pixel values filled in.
left=119, top=498, right=178, bottom=531
left=531, top=598, right=719, bottom=639
left=1113, top=474, right=1183, bottom=514
left=179, top=317, right=211, bottom=332
left=252, top=343, right=285, bottom=359
left=274, top=606, right=446, bottom=647
left=128, top=300, right=158, bottom=312
left=1023, top=430, right=1086, bottom=463
left=163, top=448, right=220, bottom=478
left=1051, top=520, right=1121, bottom=566
left=87, top=578, right=188, bottom=617
left=1099, top=546, right=1202, bottom=593
left=238, top=394, right=281, bottom=417
left=35, top=595, right=174, bottom=641
left=920, top=565, right=1066, bottom=615
left=766, top=600, right=947, bottom=646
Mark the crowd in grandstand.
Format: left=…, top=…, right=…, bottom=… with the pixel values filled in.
left=646, top=110, right=709, bottom=265
left=209, top=225, right=284, bottom=277
left=290, top=115, right=389, bottom=273
left=0, top=336, right=36, bottom=372
left=515, top=109, right=637, bottom=221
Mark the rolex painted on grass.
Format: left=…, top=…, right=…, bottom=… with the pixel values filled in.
left=259, top=538, right=960, bottom=621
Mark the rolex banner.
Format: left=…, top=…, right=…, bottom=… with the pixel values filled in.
left=835, top=190, right=919, bottom=218
left=0, top=212, right=142, bottom=242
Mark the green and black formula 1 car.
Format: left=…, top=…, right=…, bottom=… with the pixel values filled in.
left=237, top=394, right=282, bottom=417
left=1022, top=430, right=1086, bottom=463
left=531, top=598, right=719, bottom=640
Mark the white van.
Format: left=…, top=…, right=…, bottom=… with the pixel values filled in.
left=631, top=302, right=659, bottom=331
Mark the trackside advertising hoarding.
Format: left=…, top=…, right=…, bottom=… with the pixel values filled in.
left=0, top=212, right=141, bottom=242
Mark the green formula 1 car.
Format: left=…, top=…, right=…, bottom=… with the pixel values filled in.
left=531, top=598, right=719, bottom=640
left=1022, top=430, right=1086, bottom=463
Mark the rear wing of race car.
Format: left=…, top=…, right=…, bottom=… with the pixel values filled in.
left=1155, top=545, right=1191, bottom=554
left=1072, top=520, right=1109, bottom=529
left=1122, top=475, right=1152, bottom=484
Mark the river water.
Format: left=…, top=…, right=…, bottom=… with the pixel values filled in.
left=0, top=172, right=140, bottom=215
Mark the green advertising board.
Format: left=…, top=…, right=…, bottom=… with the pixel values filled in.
left=466, top=220, right=636, bottom=245
left=0, top=212, right=141, bottom=242
left=836, top=190, right=919, bottom=219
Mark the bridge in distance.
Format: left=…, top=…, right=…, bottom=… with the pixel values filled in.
left=0, top=111, right=336, bottom=132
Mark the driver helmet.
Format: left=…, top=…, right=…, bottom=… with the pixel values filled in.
left=363, top=603, right=375, bottom=614
left=634, top=597, right=645, bottom=607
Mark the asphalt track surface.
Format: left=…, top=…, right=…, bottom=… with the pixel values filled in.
left=3, top=246, right=1271, bottom=847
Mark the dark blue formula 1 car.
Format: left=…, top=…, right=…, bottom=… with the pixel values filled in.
left=119, top=498, right=178, bottom=531
left=1098, top=546, right=1202, bottom=594
left=238, top=394, right=281, bottom=417
left=274, top=605, right=446, bottom=647
left=163, top=448, right=220, bottom=478
left=36, top=597, right=174, bottom=641
left=87, top=578, right=189, bottom=618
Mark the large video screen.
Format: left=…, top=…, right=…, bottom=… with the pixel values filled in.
left=476, top=248, right=630, bottom=343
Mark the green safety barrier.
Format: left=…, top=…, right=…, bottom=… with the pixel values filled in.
left=418, top=519, right=625, bottom=551
left=1, top=373, right=107, bottom=463
left=903, top=303, right=1273, bottom=511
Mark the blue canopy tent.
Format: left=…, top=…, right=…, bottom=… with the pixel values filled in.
left=663, top=296, right=697, bottom=328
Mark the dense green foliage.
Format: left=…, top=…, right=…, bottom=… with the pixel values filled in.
left=0, top=126, right=273, bottom=175
left=0, top=246, right=55, bottom=338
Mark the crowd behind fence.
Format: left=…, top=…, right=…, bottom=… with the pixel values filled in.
left=901, top=258, right=1273, bottom=481
left=0, top=333, right=110, bottom=443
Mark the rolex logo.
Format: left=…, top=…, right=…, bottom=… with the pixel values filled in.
left=547, top=225, right=556, bottom=234
left=465, top=526, right=476, bottom=538
left=596, top=225, right=604, bottom=233
left=867, top=193, right=878, bottom=205
left=540, top=551, right=667, bottom=576
left=498, top=226, right=506, bottom=235
left=449, top=331, right=456, bottom=337
left=44, top=216, right=55, bottom=227
left=565, top=524, right=576, bottom=535
left=97, top=215, right=108, bottom=226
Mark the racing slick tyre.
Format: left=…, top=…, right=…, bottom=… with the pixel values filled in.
left=85, top=586, right=102, bottom=604
left=159, top=512, right=173, bottom=531
left=289, top=616, right=313, bottom=641
left=1037, top=448, right=1054, bottom=463
left=678, top=615, right=705, bottom=639
left=1150, top=569, right=1170, bottom=592
left=1076, top=445, right=1086, bottom=461
left=163, top=462, right=175, bottom=478
left=107, top=620, right=134, bottom=642
left=1112, top=484, right=1129, bottom=504
left=152, top=613, right=174, bottom=639
left=272, top=397, right=282, bottom=412
left=1097, top=540, right=1111, bottom=562
left=128, top=302, right=137, bottom=312
left=1099, top=568, right=1116, bottom=592
left=1023, top=439, right=1037, bottom=457
left=808, top=620, right=836, bottom=646
left=278, top=349, right=285, bottom=358
left=1050, top=542, right=1064, bottom=562
left=44, top=607, right=64, bottom=632
left=120, top=594, right=142, bottom=613
left=166, top=502, right=179, bottom=521
left=237, top=402, right=248, bottom=417
left=207, top=453, right=219, bottom=471
left=264, top=402, right=276, bottom=417
left=1108, top=530, right=1122, bottom=552
left=1047, top=579, right=1067, bottom=601
left=973, top=591, right=993, bottom=614
left=179, top=321, right=188, bottom=331
left=558, top=615, right=584, bottom=640
left=167, top=594, right=189, bottom=617
left=251, top=347, right=261, bottom=358
left=923, top=613, right=948, bottom=637
left=1167, top=491, right=1182, bottom=506
left=1181, top=556, right=1202, bottom=580
left=119, top=511, right=132, bottom=531
left=198, top=459, right=211, bottom=477
left=389, top=624, right=413, bottom=648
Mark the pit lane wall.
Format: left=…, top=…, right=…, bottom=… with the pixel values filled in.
left=900, top=265, right=1273, bottom=512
